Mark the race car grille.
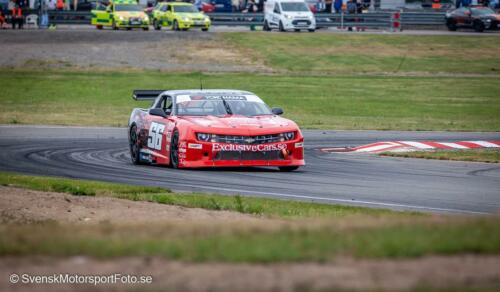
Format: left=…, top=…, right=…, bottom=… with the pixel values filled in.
left=292, top=20, right=311, bottom=25
left=129, top=18, right=142, bottom=24
left=214, top=134, right=282, bottom=144
left=214, top=150, right=284, bottom=161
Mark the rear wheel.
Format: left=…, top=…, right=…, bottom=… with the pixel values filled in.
left=170, top=130, right=180, bottom=169
left=263, top=20, right=271, bottom=31
left=446, top=19, right=457, bottom=31
left=129, top=125, right=141, bottom=165
left=96, top=25, right=103, bottom=29
left=279, top=166, right=299, bottom=172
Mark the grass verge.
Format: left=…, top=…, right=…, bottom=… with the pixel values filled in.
left=0, top=171, right=400, bottom=218
left=381, top=149, right=500, bottom=163
left=1, top=71, right=499, bottom=130
left=224, top=33, right=500, bottom=75
left=1, top=172, right=499, bottom=262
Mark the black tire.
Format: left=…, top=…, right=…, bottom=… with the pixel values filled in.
left=308, top=29, right=315, bottom=32
left=129, top=125, right=142, bottom=165
left=473, top=21, right=484, bottom=32
left=154, top=19, right=161, bottom=30
left=143, top=27, right=149, bottom=31
left=279, top=21, right=285, bottom=32
left=202, top=27, right=209, bottom=31
left=126, top=27, right=132, bottom=31
left=446, top=19, right=457, bottom=31
left=279, top=166, right=299, bottom=172
left=294, top=29, right=300, bottom=32
left=112, top=20, right=118, bottom=30
left=173, top=20, right=179, bottom=31
left=96, top=25, right=103, bottom=30
left=170, top=130, right=180, bottom=169
left=263, top=20, right=271, bottom=31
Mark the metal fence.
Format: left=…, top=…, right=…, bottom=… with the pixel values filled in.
left=40, top=10, right=445, bottom=29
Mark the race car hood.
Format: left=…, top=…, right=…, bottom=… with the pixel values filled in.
left=176, top=12, right=206, bottom=19
left=179, top=115, right=296, bottom=134
left=115, top=11, right=147, bottom=18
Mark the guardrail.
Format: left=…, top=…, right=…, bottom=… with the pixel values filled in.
left=38, top=10, right=445, bottom=29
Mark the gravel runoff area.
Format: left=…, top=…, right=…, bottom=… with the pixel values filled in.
left=0, top=30, right=270, bottom=72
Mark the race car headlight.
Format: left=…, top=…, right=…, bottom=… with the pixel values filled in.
left=144, top=16, right=149, bottom=22
left=204, top=16, right=210, bottom=21
left=197, top=133, right=211, bottom=142
left=280, top=132, right=295, bottom=141
left=182, top=16, right=190, bottom=21
left=485, top=19, right=492, bottom=22
left=284, top=14, right=293, bottom=19
left=119, top=16, right=125, bottom=21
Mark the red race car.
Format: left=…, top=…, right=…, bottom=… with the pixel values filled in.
left=128, top=89, right=305, bottom=171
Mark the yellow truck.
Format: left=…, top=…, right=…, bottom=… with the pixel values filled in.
left=91, top=0, right=150, bottom=30
left=152, top=2, right=210, bottom=31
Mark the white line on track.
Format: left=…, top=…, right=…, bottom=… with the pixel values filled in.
left=173, top=184, right=490, bottom=215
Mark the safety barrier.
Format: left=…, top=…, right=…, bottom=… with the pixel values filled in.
left=34, top=10, right=446, bottom=29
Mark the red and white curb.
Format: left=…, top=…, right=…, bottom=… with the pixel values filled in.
left=321, top=141, right=500, bottom=154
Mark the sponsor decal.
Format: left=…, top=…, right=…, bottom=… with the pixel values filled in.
left=212, top=143, right=287, bottom=152
left=295, top=142, right=304, bottom=148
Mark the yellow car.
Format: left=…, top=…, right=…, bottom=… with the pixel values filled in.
left=152, top=2, right=210, bottom=31
left=91, top=0, right=150, bottom=30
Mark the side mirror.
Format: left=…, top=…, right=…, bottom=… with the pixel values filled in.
left=272, top=107, right=284, bottom=115
left=149, top=108, right=168, bottom=118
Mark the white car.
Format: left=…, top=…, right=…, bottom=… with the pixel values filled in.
left=263, top=0, right=316, bottom=32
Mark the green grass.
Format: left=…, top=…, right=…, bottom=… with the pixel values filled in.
left=1, top=172, right=499, bottom=262
left=0, top=217, right=498, bottom=262
left=381, top=149, right=500, bottom=163
left=224, top=33, right=500, bottom=74
left=1, top=71, right=499, bottom=130
left=0, top=171, right=401, bottom=218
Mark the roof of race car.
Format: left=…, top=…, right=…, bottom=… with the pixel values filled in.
left=162, top=89, right=256, bottom=97
left=111, top=0, right=137, bottom=4
left=162, top=2, right=194, bottom=5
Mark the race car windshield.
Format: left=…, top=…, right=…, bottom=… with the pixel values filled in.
left=471, top=8, right=495, bottom=15
left=176, top=97, right=273, bottom=117
left=115, top=4, right=143, bottom=11
left=174, top=5, right=199, bottom=12
left=281, top=2, right=310, bottom=12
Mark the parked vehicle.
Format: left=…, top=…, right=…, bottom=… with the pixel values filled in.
left=263, top=0, right=316, bottom=32
left=445, top=6, right=500, bottom=32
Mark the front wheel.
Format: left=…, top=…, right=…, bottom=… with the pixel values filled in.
left=173, top=20, right=179, bottom=31
left=143, top=27, right=149, bottom=31
left=279, top=21, right=285, bottom=32
left=202, top=27, right=209, bottom=31
left=279, top=166, right=299, bottom=172
left=96, top=25, right=103, bottom=30
left=308, top=29, right=315, bottom=32
left=170, top=130, right=180, bottom=169
left=473, top=21, right=484, bottom=32
left=154, top=19, right=161, bottom=30
left=112, top=20, right=118, bottom=30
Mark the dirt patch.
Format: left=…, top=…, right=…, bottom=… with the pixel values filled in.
left=0, top=186, right=260, bottom=224
left=0, top=30, right=271, bottom=73
left=1, top=255, right=499, bottom=291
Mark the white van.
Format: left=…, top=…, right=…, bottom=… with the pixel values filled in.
left=263, top=0, right=316, bottom=32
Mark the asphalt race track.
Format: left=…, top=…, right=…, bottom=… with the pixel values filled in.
left=1, top=125, right=499, bottom=214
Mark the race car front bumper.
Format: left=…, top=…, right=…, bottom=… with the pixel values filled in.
left=176, top=139, right=305, bottom=168
left=177, top=19, right=211, bottom=29
left=116, top=19, right=150, bottom=28
left=282, top=18, right=315, bottom=30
